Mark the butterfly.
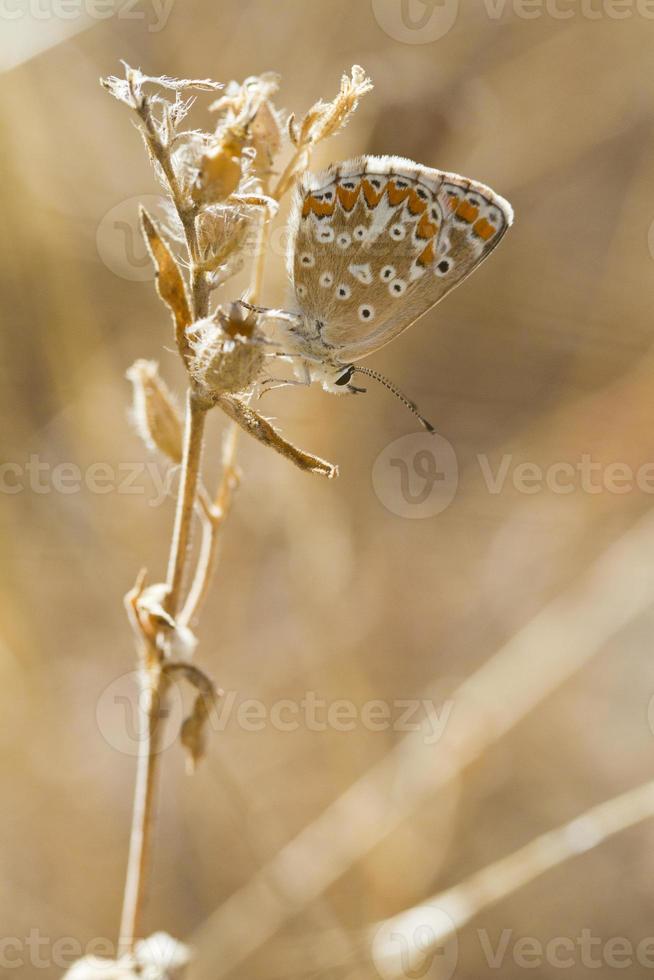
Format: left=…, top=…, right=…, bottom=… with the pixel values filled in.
left=255, top=155, right=513, bottom=428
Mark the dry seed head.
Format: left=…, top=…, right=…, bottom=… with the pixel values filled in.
left=209, top=72, right=280, bottom=131
left=170, top=134, right=212, bottom=206
left=196, top=205, right=250, bottom=262
left=300, top=64, right=373, bottom=144
left=126, top=360, right=183, bottom=463
left=188, top=302, right=266, bottom=398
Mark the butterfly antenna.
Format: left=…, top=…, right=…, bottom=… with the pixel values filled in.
left=352, top=366, right=435, bottom=433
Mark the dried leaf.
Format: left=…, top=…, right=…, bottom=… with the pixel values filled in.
left=180, top=692, right=212, bottom=772
left=126, top=360, right=183, bottom=463
left=140, top=208, right=192, bottom=363
left=218, top=396, right=338, bottom=478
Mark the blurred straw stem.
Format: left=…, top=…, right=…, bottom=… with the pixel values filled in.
left=188, top=507, right=654, bottom=978
left=371, top=777, right=654, bottom=977
left=180, top=422, right=241, bottom=627
left=165, top=390, right=208, bottom=616
left=118, top=670, right=171, bottom=957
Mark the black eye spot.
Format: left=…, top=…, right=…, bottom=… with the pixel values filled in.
left=335, top=366, right=354, bottom=386
left=393, top=283, right=402, bottom=292
left=324, top=191, right=333, bottom=200
left=417, top=188, right=428, bottom=199
left=343, top=181, right=355, bottom=189
left=438, top=260, right=451, bottom=273
left=370, top=178, right=382, bottom=189
left=396, top=180, right=408, bottom=189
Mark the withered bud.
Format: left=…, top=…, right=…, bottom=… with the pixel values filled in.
left=127, top=360, right=183, bottom=463
left=250, top=98, right=284, bottom=173
left=188, top=303, right=266, bottom=398
left=191, top=132, right=246, bottom=206
left=136, top=582, right=198, bottom=657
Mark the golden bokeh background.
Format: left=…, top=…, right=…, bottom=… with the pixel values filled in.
left=2, top=1, right=654, bottom=978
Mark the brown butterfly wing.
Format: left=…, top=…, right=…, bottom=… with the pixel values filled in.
left=288, top=156, right=512, bottom=363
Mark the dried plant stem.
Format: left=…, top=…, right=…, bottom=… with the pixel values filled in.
left=135, top=98, right=200, bottom=262
left=370, top=777, right=654, bottom=978
left=118, top=665, right=170, bottom=956
left=272, top=144, right=308, bottom=201
left=188, top=508, right=654, bottom=977
left=181, top=425, right=240, bottom=627
left=166, top=391, right=208, bottom=616
left=247, top=207, right=273, bottom=305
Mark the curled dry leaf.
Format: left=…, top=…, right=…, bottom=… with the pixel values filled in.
left=180, top=692, right=212, bottom=772
left=163, top=662, right=220, bottom=771
left=126, top=360, right=183, bottom=464
left=218, top=395, right=338, bottom=478
left=140, top=208, right=192, bottom=363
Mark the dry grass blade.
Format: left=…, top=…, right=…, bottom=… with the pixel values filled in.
left=370, top=778, right=654, bottom=979
left=187, top=508, right=654, bottom=978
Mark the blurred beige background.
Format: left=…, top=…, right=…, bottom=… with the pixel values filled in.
left=2, top=1, right=654, bottom=978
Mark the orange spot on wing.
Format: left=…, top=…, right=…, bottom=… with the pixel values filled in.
left=416, top=213, right=438, bottom=240
left=309, top=197, right=336, bottom=218
left=337, top=184, right=360, bottom=212
left=455, top=200, right=480, bottom=224
left=417, top=241, right=435, bottom=267
left=446, top=194, right=459, bottom=212
left=473, top=217, right=496, bottom=241
left=386, top=181, right=410, bottom=207
left=362, top=179, right=382, bottom=208
left=407, top=190, right=428, bottom=215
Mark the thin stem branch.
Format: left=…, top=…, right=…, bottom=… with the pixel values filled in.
left=135, top=97, right=200, bottom=264
left=118, top=661, right=170, bottom=955
left=166, top=390, right=208, bottom=617
left=180, top=424, right=241, bottom=627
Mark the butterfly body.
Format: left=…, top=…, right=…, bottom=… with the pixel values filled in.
left=277, top=155, right=513, bottom=394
